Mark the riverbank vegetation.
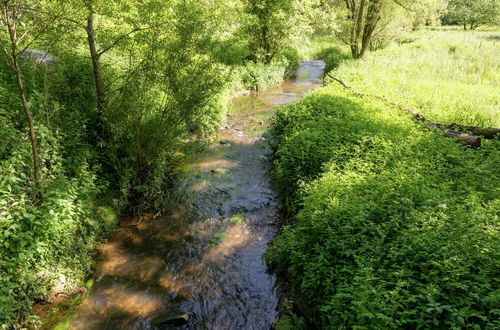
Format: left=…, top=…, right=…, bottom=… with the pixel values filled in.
left=0, top=0, right=317, bottom=326
left=266, top=18, right=499, bottom=330
left=1, top=0, right=499, bottom=328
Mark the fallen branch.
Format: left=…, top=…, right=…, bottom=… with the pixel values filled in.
left=326, top=74, right=485, bottom=148
left=447, top=124, right=500, bottom=139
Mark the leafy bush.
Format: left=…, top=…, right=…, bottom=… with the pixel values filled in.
left=0, top=53, right=120, bottom=328
left=315, top=46, right=350, bottom=73
left=266, top=86, right=500, bottom=328
left=240, top=58, right=289, bottom=91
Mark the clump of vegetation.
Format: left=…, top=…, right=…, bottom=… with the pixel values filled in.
left=0, top=52, right=120, bottom=327
left=210, top=231, right=226, bottom=247
left=266, top=84, right=499, bottom=328
left=230, top=214, right=247, bottom=224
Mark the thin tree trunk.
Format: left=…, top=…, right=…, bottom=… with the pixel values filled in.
left=463, top=22, right=467, bottom=30
left=4, top=8, right=42, bottom=198
left=350, top=0, right=365, bottom=59
left=85, top=5, right=106, bottom=140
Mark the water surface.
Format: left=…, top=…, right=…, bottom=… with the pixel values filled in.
left=70, top=60, right=325, bottom=330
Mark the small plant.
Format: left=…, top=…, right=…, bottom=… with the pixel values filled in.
left=230, top=214, right=246, bottom=224
left=210, top=231, right=226, bottom=247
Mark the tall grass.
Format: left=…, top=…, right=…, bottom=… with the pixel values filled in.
left=328, top=27, right=500, bottom=127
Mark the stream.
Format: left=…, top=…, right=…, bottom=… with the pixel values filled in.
left=69, top=60, right=325, bottom=330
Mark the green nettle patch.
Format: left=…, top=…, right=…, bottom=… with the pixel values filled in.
left=265, top=86, right=500, bottom=328
left=0, top=55, right=120, bottom=328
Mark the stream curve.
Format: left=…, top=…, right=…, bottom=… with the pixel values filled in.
left=69, top=60, right=325, bottom=330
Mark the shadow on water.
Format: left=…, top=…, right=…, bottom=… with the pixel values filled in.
left=68, top=60, right=325, bottom=330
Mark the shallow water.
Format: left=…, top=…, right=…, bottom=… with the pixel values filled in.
left=69, top=60, right=325, bottom=330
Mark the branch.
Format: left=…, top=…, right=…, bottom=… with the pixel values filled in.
left=325, top=73, right=486, bottom=148
left=97, top=27, right=147, bottom=57
left=392, top=0, right=416, bottom=12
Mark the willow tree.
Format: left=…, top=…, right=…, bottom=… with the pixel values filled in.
left=242, top=0, right=316, bottom=62
left=62, top=0, right=155, bottom=142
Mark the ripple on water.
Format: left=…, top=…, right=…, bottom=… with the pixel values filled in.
left=69, top=60, right=325, bottom=329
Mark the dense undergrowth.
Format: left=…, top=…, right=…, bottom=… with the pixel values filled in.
left=266, top=86, right=500, bottom=329
left=0, top=54, right=120, bottom=328
left=267, top=28, right=500, bottom=329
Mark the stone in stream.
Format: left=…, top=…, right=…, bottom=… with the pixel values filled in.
left=152, top=312, right=190, bottom=327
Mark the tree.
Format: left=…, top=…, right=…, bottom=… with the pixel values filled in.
left=0, top=0, right=64, bottom=199
left=242, top=0, right=314, bottom=62
left=446, top=0, right=499, bottom=30
left=331, top=0, right=446, bottom=59
left=62, top=0, right=156, bottom=143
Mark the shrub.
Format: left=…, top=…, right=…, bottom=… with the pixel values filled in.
left=266, top=86, right=500, bottom=328
left=240, top=59, right=289, bottom=91
left=315, top=46, right=351, bottom=73
left=0, top=53, right=119, bottom=328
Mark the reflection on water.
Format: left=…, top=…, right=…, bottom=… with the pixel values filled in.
left=69, top=61, right=325, bottom=329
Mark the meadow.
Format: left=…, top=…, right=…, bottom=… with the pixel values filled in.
left=267, top=28, right=500, bottom=329
left=321, top=27, right=500, bottom=127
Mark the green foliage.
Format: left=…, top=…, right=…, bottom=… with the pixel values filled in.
left=210, top=231, right=226, bottom=247
left=266, top=85, right=500, bottom=328
left=443, top=0, right=499, bottom=29
left=273, top=299, right=307, bottom=330
left=327, top=28, right=500, bottom=127
left=241, top=0, right=315, bottom=62
left=315, top=46, right=350, bottom=73
left=230, top=214, right=247, bottom=224
left=0, top=55, right=120, bottom=328
left=240, top=58, right=289, bottom=91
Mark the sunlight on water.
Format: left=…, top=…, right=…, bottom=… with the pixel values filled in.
left=69, top=61, right=325, bottom=329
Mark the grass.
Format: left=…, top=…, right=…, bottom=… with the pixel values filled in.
left=266, top=27, right=500, bottom=329
left=326, top=27, right=500, bottom=127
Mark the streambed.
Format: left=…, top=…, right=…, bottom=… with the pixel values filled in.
left=69, top=60, right=325, bottom=329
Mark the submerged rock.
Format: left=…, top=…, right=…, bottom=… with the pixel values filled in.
left=153, top=312, right=190, bottom=327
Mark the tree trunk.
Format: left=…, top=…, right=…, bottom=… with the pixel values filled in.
left=463, top=22, right=467, bottom=30
left=85, top=6, right=106, bottom=140
left=4, top=10, right=42, bottom=198
left=350, top=0, right=365, bottom=59
left=358, top=0, right=381, bottom=59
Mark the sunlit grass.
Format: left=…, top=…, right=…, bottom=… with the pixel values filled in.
left=328, top=28, right=500, bottom=127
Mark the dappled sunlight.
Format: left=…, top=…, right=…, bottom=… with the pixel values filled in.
left=205, top=224, right=253, bottom=261
left=66, top=60, right=325, bottom=329
left=193, top=159, right=238, bottom=172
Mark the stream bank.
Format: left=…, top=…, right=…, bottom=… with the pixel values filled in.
left=55, top=60, right=325, bottom=329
